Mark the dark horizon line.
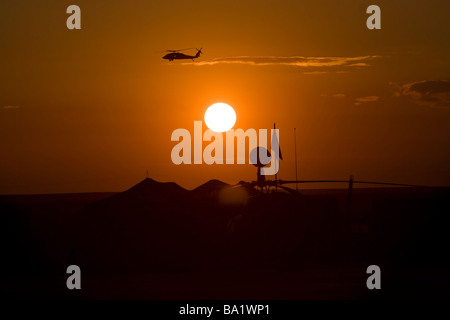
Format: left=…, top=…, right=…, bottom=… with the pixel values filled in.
left=0, top=176, right=448, bottom=197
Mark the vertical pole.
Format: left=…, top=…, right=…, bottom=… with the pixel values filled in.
left=294, top=128, right=298, bottom=192
left=347, top=174, right=354, bottom=215
left=274, top=123, right=278, bottom=192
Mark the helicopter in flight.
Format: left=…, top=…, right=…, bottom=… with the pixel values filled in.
left=162, top=48, right=203, bottom=61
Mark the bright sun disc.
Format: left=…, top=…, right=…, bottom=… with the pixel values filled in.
left=204, top=103, right=236, bottom=132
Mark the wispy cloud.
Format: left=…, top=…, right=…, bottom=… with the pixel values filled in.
left=181, top=55, right=381, bottom=70
left=348, top=63, right=370, bottom=67
left=3, top=105, right=20, bottom=109
left=354, top=96, right=379, bottom=106
left=396, top=80, right=450, bottom=108
left=303, top=71, right=328, bottom=75
left=332, top=93, right=346, bottom=98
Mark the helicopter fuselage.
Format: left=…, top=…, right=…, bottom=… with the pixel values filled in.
left=163, top=53, right=195, bottom=61
left=163, top=49, right=201, bottom=61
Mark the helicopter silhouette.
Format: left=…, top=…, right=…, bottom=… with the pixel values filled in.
left=162, top=48, right=202, bottom=61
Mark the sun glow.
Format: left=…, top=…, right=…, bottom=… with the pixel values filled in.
left=204, top=103, right=236, bottom=133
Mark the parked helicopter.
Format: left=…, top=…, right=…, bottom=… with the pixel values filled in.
left=241, top=123, right=423, bottom=194
left=162, top=48, right=202, bottom=61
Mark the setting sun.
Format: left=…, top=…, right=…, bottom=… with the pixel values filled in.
left=204, top=103, right=236, bottom=133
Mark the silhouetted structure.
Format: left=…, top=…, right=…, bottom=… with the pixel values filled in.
left=1, top=179, right=449, bottom=299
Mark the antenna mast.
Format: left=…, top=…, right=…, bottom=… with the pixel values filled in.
left=274, top=123, right=278, bottom=192
left=294, top=128, right=298, bottom=192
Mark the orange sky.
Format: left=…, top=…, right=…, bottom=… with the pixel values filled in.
left=1, top=0, right=450, bottom=194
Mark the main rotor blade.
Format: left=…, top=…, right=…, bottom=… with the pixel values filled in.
left=277, top=185, right=298, bottom=194
left=167, top=48, right=195, bottom=52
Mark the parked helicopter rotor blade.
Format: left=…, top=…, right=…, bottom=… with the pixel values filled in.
left=277, top=185, right=298, bottom=194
